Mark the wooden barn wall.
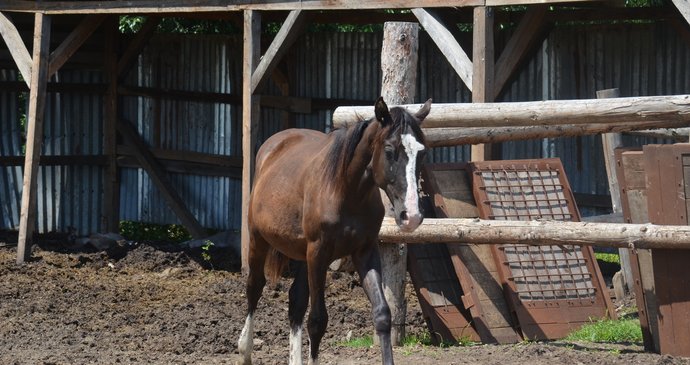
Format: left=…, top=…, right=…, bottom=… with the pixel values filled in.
left=1, top=21, right=688, bottom=234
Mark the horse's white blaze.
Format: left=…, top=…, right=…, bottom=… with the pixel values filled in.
left=238, top=314, right=254, bottom=364
left=401, top=133, right=424, bottom=229
left=289, top=326, right=303, bottom=365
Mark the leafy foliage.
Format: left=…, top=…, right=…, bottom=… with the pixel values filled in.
left=119, top=221, right=192, bottom=243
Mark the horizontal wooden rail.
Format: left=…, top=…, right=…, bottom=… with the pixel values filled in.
left=333, top=94, right=690, bottom=129
left=379, top=218, right=690, bottom=250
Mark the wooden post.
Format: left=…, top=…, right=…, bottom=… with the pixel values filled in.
left=472, top=7, right=494, bottom=161
left=17, top=13, right=51, bottom=264
left=102, top=16, right=119, bottom=233
left=378, top=21, right=419, bottom=346
left=597, top=88, right=632, bottom=294
left=241, top=10, right=261, bottom=273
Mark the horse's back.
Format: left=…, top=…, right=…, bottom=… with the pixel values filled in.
left=255, top=128, right=327, bottom=176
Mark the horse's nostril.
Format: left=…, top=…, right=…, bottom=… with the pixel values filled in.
left=400, top=211, right=408, bottom=222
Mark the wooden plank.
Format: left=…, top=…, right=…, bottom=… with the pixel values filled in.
left=644, top=144, right=690, bottom=357
left=48, top=14, right=105, bottom=77
left=0, top=155, right=107, bottom=166
left=411, top=8, right=473, bottom=91
left=16, top=13, right=51, bottom=264
left=117, top=144, right=242, bottom=168
left=0, top=0, right=487, bottom=14
left=250, top=10, right=305, bottom=93
left=616, top=147, right=658, bottom=353
left=421, top=120, right=690, bottom=147
left=471, top=7, right=494, bottom=162
left=0, top=11, right=32, bottom=85
left=241, top=9, right=261, bottom=273
left=332, top=95, right=690, bottom=129
left=102, top=16, right=119, bottom=233
left=116, top=119, right=205, bottom=238
left=493, top=5, right=549, bottom=100
left=671, top=0, right=690, bottom=26
left=423, top=163, right=521, bottom=344
left=407, top=242, right=480, bottom=343
left=597, top=88, right=633, bottom=296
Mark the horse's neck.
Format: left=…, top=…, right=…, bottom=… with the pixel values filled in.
left=344, top=122, right=380, bottom=196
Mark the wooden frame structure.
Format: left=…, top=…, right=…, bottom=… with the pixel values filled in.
left=1, top=1, right=690, bottom=268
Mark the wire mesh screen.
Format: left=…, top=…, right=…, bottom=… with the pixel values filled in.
left=473, top=160, right=597, bottom=302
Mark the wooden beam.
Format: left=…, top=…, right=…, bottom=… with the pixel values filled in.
left=241, top=9, right=261, bottom=273
left=471, top=6, right=494, bottom=162
left=671, top=0, right=690, bottom=26
left=379, top=217, right=690, bottom=249
left=332, top=95, right=690, bottom=129
left=493, top=5, right=549, bottom=100
left=116, top=119, right=206, bottom=239
left=0, top=0, right=486, bottom=14
left=48, top=14, right=106, bottom=78
left=421, top=119, right=690, bottom=147
left=412, top=8, right=473, bottom=91
left=17, top=13, right=51, bottom=264
left=0, top=11, right=32, bottom=85
left=117, top=16, right=161, bottom=79
left=250, top=10, right=305, bottom=93
left=102, top=16, right=119, bottom=233
left=378, top=21, right=419, bottom=347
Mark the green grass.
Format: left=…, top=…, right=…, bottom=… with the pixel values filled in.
left=339, top=335, right=374, bottom=348
left=565, top=318, right=642, bottom=343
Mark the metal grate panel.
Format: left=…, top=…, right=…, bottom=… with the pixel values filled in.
left=471, top=159, right=613, bottom=339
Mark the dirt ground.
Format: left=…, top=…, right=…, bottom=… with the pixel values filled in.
left=1, top=237, right=689, bottom=365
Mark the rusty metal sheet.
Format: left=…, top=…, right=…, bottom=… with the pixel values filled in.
left=644, top=144, right=690, bottom=357
left=469, top=158, right=614, bottom=340
left=423, top=163, right=521, bottom=344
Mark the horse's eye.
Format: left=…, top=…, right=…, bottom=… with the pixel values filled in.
left=384, top=146, right=395, bottom=160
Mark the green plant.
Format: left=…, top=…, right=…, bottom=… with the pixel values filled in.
left=565, top=318, right=642, bottom=343
left=118, top=221, right=192, bottom=242
left=595, top=252, right=620, bottom=265
left=201, top=240, right=214, bottom=263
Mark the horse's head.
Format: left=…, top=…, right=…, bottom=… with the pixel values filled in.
left=371, top=97, right=431, bottom=232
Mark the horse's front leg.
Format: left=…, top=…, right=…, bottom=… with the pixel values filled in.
left=352, top=243, right=394, bottom=365
left=306, top=242, right=330, bottom=365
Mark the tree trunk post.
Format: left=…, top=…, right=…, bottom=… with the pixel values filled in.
left=378, top=21, right=419, bottom=346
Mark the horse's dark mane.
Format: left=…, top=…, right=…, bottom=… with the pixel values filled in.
left=323, top=106, right=425, bottom=183
left=324, top=119, right=370, bottom=182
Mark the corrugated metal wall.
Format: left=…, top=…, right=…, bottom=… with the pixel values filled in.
left=1, top=22, right=689, bottom=234
left=0, top=70, right=22, bottom=230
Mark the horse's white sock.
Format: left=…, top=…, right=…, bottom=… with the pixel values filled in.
left=238, top=314, right=254, bottom=365
left=289, top=325, right=303, bottom=365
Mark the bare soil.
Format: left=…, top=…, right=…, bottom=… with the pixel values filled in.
left=1, top=238, right=689, bottom=365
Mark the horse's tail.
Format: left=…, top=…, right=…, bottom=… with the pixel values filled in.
left=264, top=247, right=289, bottom=285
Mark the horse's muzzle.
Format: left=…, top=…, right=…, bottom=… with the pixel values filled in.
left=398, top=211, right=423, bottom=232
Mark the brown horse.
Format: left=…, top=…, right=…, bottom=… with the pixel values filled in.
left=238, top=97, right=431, bottom=365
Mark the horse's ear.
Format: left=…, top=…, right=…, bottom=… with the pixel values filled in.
left=374, top=97, right=391, bottom=126
left=415, top=98, right=432, bottom=125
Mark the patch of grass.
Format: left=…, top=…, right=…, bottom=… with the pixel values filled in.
left=339, top=335, right=373, bottom=348
left=565, top=318, right=642, bottom=344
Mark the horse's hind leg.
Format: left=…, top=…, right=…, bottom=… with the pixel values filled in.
left=352, top=244, right=394, bottom=365
left=288, top=261, right=309, bottom=365
left=237, top=233, right=269, bottom=365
